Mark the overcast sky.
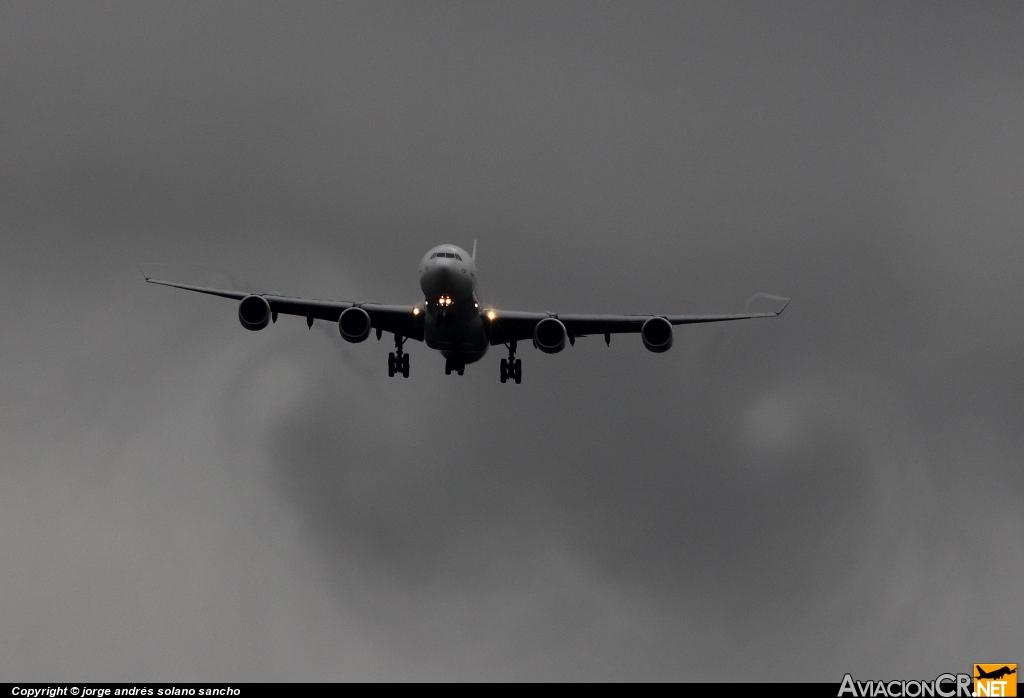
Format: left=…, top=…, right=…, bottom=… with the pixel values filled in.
left=1, top=2, right=1022, bottom=681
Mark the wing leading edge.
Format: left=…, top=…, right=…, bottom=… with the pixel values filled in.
left=142, top=275, right=424, bottom=341
left=484, top=300, right=789, bottom=345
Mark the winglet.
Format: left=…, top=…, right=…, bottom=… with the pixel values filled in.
left=471, top=239, right=477, bottom=261
left=139, top=265, right=152, bottom=282
left=745, top=292, right=791, bottom=316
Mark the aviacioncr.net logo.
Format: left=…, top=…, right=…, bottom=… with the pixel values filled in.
left=838, top=673, right=973, bottom=698
left=974, top=665, right=1017, bottom=697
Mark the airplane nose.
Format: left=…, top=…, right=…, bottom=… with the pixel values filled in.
left=420, top=262, right=473, bottom=299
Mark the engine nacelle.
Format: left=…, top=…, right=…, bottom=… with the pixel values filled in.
left=339, top=307, right=372, bottom=343
left=534, top=317, right=567, bottom=354
left=238, top=295, right=271, bottom=331
left=641, top=316, right=673, bottom=353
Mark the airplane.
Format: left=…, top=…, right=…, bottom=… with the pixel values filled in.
left=143, top=242, right=788, bottom=383
left=975, top=666, right=1016, bottom=681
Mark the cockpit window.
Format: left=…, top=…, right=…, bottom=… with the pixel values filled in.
left=429, top=253, right=437, bottom=258
left=453, top=253, right=462, bottom=260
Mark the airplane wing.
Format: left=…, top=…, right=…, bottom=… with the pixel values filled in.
left=143, top=275, right=424, bottom=341
left=484, top=301, right=789, bottom=345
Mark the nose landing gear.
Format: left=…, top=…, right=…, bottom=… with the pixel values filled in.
left=388, top=334, right=410, bottom=378
left=500, top=341, right=521, bottom=384
left=445, top=357, right=465, bottom=375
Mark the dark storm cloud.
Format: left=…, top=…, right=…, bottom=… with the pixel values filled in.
left=1, top=2, right=1022, bottom=681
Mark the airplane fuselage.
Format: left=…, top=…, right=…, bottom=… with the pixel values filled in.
left=418, top=244, right=489, bottom=366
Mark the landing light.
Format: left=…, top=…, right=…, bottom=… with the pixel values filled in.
left=487, top=310, right=496, bottom=320
left=412, top=307, right=420, bottom=315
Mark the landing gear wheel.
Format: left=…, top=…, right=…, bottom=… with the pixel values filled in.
left=457, top=364, right=464, bottom=375
left=445, top=360, right=452, bottom=375
left=501, top=342, right=521, bottom=384
left=388, top=334, right=408, bottom=378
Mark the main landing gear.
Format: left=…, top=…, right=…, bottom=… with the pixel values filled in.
left=388, top=334, right=409, bottom=378
left=500, top=341, right=521, bottom=384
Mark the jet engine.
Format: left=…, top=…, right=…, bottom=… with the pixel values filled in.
left=339, top=307, right=372, bottom=343
left=238, top=295, right=271, bottom=331
left=534, top=317, right=567, bottom=354
left=641, top=316, right=673, bottom=353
